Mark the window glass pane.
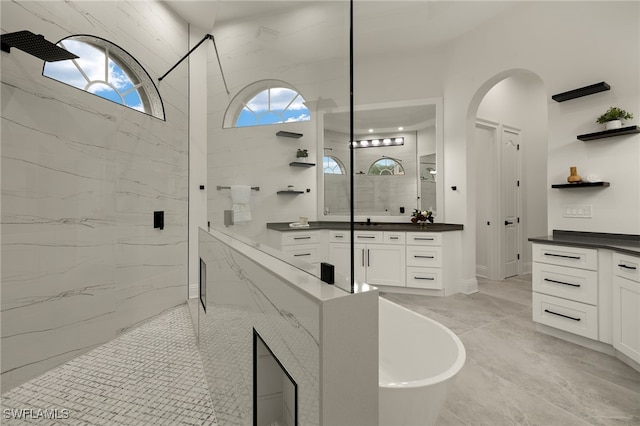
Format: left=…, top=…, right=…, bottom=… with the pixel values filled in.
left=257, top=111, right=282, bottom=125
left=246, top=90, right=269, bottom=112
left=108, top=58, right=134, bottom=92
left=62, top=40, right=106, bottom=82
left=270, top=88, right=297, bottom=110
left=87, top=82, right=122, bottom=104
left=237, top=108, right=257, bottom=126
left=43, top=60, right=87, bottom=90
left=124, top=90, right=144, bottom=112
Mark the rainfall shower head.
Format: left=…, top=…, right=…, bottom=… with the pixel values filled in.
left=1, top=30, right=78, bottom=62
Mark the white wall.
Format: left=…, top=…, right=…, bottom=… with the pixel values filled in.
left=440, top=1, right=639, bottom=290
left=1, top=0, right=189, bottom=391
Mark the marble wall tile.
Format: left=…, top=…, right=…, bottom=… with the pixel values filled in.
left=199, top=231, right=321, bottom=425
left=1, top=0, right=189, bottom=391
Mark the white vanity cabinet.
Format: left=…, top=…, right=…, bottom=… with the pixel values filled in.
left=267, top=230, right=322, bottom=266
left=612, top=253, right=640, bottom=364
left=268, top=225, right=463, bottom=295
left=530, top=238, right=640, bottom=372
left=532, top=243, right=599, bottom=340
left=406, top=232, right=443, bottom=290
left=329, top=231, right=406, bottom=288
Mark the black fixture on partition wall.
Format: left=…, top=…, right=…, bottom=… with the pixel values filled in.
left=0, top=30, right=78, bottom=62
left=158, top=33, right=229, bottom=95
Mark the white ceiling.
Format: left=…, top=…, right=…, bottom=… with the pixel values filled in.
left=164, top=1, right=520, bottom=56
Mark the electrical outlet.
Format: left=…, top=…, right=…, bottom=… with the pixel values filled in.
left=563, top=205, right=592, bottom=218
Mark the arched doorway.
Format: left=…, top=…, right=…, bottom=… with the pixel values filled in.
left=468, top=70, right=548, bottom=281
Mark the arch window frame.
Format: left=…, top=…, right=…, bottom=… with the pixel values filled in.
left=367, top=157, right=405, bottom=176
left=223, top=79, right=310, bottom=128
left=42, top=34, right=165, bottom=120
left=323, top=155, right=346, bottom=175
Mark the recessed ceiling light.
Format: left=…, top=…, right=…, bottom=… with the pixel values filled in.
left=368, top=128, right=374, bottom=133
left=398, top=127, right=404, bottom=131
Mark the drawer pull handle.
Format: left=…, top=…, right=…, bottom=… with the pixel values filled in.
left=334, top=235, right=344, bottom=238
left=414, top=277, right=435, bottom=280
left=390, top=237, right=399, bottom=240
left=294, top=236, right=311, bottom=240
left=294, top=253, right=311, bottom=257
left=414, top=255, right=435, bottom=259
left=544, top=309, right=581, bottom=322
left=357, top=236, right=376, bottom=239
left=544, top=253, right=581, bottom=260
left=544, top=278, right=580, bottom=288
left=414, top=237, right=435, bottom=241
left=618, top=264, right=637, bottom=270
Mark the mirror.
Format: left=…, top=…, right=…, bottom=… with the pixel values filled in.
left=319, top=98, right=443, bottom=221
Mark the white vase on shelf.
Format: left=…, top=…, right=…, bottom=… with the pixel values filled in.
left=605, top=120, right=622, bottom=130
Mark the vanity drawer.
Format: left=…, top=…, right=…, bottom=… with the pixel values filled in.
left=533, top=263, right=598, bottom=305
left=406, top=246, right=442, bottom=268
left=533, top=292, right=598, bottom=340
left=384, top=232, right=405, bottom=245
left=614, top=253, right=639, bottom=283
left=406, top=267, right=442, bottom=290
left=329, top=230, right=350, bottom=243
left=354, top=231, right=383, bottom=244
left=406, top=232, right=441, bottom=246
left=532, top=244, right=598, bottom=271
left=281, top=244, right=320, bottom=263
left=281, top=231, right=320, bottom=246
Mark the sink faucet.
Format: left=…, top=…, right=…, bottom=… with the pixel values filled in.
left=366, top=218, right=371, bottom=225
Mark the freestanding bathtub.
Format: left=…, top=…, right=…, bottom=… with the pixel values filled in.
left=379, top=297, right=466, bottom=426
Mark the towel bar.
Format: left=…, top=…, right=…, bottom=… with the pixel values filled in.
left=216, top=185, right=260, bottom=191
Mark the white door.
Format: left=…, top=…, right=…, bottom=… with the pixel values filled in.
left=613, top=275, right=640, bottom=363
left=366, top=245, right=406, bottom=287
left=502, top=128, right=520, bottom=278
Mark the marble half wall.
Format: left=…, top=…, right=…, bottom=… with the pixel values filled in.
left=1, top=0, right=189, bottom=391
left=198, top=228, right=379, bottom=425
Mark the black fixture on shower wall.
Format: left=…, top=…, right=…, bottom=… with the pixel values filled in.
left=0, top=30, right=78, bottom=62
left=158, top=33, right=230, bottom=95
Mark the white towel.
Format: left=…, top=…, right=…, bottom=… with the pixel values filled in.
left=231, top=185, right=251, bottom=222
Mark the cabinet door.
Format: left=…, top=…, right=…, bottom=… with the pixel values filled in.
left=613, top=275, right=640, bottom=363
left=366, top=245, right=406, bottom=287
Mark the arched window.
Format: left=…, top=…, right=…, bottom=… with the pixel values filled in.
left=43, top=35, right=164, bottom=120
left=368, top=158, right=405, bottom=175
left=323, top=156, right=346, bottom=175
left=223, top=80, right=310, bottom=128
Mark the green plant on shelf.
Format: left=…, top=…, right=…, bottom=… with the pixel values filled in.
left=296, top=149, right=309, bottom=159
left=596, top=107, right=633, bottom=124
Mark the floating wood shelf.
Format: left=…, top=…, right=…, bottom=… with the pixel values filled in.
left=552, top=82, right=610, bottom=102
left=276, top=131, right=303, bottom=138
left=577, top=125, right=640, bottom=141
left=277, top=190, right=305, bottom=194
left=551, top=182, right=610, bottom=189
left=289, top=161, right=315, bottom=167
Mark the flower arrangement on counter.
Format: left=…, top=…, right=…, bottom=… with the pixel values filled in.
left=411, top=209, right=434, bottom=224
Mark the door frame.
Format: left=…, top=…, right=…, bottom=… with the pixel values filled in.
left=475, top=118, right=522, bottom=280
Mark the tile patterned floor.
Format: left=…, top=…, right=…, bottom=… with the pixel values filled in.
left=1, top=305, right=217, bottom=425
left=382, top=274, right=640, bottom=426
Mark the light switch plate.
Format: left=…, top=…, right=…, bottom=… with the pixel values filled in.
left=563, top=205, right=592, bottom=218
